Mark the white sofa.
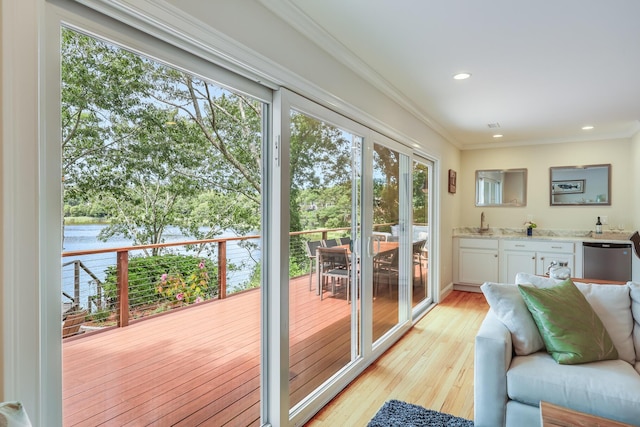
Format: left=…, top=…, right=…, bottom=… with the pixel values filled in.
left=474, top=273, right=640, bottom=427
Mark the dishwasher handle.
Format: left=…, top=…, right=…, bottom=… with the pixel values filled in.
left=583, top=242, right=631, bottom=249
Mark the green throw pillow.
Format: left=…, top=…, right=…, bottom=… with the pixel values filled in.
left=517, top=279, right=618, bottom=365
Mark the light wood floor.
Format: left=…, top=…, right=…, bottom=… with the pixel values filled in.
left=305, top=290, right=489, bottom=426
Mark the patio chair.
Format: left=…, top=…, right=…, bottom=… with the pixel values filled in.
left=62, top=310, right=87, bottom=338
left=305, top=240, right=324, bottom=291
left=412, top=239, right=427, bottom=287
left=373, top=248, right=399, bottom=297
left=338, top=236, right=351, bottom=246
left=372, top=232, right=389, bottom=242
left=317, top=247, right=352, bottom=302
left=322, top=238, right=339, bottom=248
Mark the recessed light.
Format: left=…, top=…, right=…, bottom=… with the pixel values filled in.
left=453, top=72, right=471, bottom=80
left=582, top=125, right=594, bottom=130
left=493, top=134, right=503, bottom=138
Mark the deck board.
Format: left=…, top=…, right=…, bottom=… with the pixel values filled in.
left=63, top=272, right=425, bottom=426
left=63, top=275, right=359, bottom=426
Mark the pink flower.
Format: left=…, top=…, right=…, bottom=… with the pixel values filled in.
left=176, top=292, right=184, bottom=301
left=195, top=296, right=203, bottom=303
left=199, top=260, right=205, bottom=269
left=161, top=273, right=168, bottom=282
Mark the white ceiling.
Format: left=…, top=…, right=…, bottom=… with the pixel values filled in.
left=259, top=0, right=640, bottom=149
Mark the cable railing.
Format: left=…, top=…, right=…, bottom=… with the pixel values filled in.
left=61, top=226, right=358, bottom=337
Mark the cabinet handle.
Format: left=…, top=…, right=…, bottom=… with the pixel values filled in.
left=531, top=256, right=535, bottom=259
left=551, top=246, right=562, bottom=249
left=515, top=244, right=525, bottom=247
left=540, top=256, right=544, bottom=261
left=494, top=254, right=498, bottom=257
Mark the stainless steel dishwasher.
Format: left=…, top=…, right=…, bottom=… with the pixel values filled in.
left=583, top=242, right=632, bottom=282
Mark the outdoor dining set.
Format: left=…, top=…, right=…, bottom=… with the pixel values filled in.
left=304, top=233, right=428, bottom=302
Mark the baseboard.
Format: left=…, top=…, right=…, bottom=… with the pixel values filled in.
left=438, top=282, right=454, bottom=301
left=452, top=283, right=483, bottom=293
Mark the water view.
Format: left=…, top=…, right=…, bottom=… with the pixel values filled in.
left=61, top=224, right=259, bottom=311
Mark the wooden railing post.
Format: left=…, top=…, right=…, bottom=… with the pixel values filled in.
left=218, top=241, right=227, bottom=299
left=116, top=250, right=129, bottom=327
left=322, top=230, right=328, bottom=240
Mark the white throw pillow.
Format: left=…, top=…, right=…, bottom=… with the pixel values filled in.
left=0, top=402, right=32, bottom=427
left=575, top=282, right=634, bottom=365
left=517, top=273, right=635, bottom=365
left=514, top=272, right=561, bottom=287
left=628, top=281, right=640, bottom=363
left=480, top=282, right=545, bottom=355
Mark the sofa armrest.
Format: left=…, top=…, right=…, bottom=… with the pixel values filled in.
left=474, top=309, right=513, bottom=427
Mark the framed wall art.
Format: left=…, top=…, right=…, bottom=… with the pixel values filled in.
left=448, top=169, right=457, bottom=194
left=551, top=179, right=585, bottom=195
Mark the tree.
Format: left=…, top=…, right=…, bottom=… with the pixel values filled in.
left=62, top=28, right=263, bottom=251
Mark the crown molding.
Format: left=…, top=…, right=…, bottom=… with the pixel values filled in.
left=257, top=0, right=460, bottom=148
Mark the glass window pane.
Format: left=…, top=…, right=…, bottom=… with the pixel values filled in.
left=412, top=160, right=430, bottom=308
left=61, top=27, right=264, bottom=426
left=372, top=143, right=400, bottom=342
left=288, top=110, right=360, bottom=410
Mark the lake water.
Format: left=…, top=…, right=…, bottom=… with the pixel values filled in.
left=62, top=224, right=260, bottom=308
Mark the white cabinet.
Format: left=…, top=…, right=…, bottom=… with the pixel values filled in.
left=454, top=238, right=499, bottom=289
left=500, top=240, right=574, bottom=283
left=454, top=237, right=578, bottom=291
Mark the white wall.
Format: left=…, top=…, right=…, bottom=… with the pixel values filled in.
left=460, top=138, right=634, bottom=232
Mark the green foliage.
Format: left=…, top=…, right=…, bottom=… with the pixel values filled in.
left=102, top=255, right=218, bottom=308
left=89, top=309, right=111, bottom=323
left=62, top=28, right=263, bottom=253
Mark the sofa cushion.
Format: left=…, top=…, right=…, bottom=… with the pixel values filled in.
left=629, top=282, right=640, bottom=365
left=0, top=401, right=32, bottom=427
left=518, top=279, right=618, bottom=364
left=517, top=273, right=635, bottom=365
left=576, top=282, right=634, bottom=365
left=481, top=281, right=559, bottom=355
left=507, top=352, right=640, bottom=425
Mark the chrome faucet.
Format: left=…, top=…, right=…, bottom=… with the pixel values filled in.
left=480, top=211, right=489, bottom=232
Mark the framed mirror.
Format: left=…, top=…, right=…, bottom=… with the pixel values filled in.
left=475, top=168, right=527, bottom=207
left=550, top=164, right=611, bottom=206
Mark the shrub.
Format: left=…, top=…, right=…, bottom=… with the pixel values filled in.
left=102, top=254, right=218, bottom=308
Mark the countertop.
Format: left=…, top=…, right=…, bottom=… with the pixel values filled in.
left=453, top=227, right=633, bottom=244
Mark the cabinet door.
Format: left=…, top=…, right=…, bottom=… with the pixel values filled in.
left=459, top=248, right=499, bottom=284
left=536, top=252, right=574, bottom=276
left=502, top=250, right=536, bottom=283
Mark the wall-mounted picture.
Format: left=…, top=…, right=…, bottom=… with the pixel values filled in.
left=551, top=179, right=585, bottom=194
left=448, top=169, right=457, bottom=194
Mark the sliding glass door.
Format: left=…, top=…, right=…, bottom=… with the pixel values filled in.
left=47, top=8, right=438, bottom=425
left=370, top=137, right=413, bottom=345
left=412, top=157, right=433, bottom=310
left=287, top=108, right=362, bottom=410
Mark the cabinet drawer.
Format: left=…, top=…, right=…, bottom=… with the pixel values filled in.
left=502, top=240, right=574, bottom=253
left=458, top=238, right=498, bottom=250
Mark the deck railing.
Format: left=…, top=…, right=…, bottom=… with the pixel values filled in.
left=61, top=226, right=360, bottom=332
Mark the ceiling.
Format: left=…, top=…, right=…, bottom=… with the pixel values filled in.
left=258, top=0, right=640, bottom=149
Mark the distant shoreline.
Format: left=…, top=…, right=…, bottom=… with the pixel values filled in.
left=64, top=217, right=110, bottom=225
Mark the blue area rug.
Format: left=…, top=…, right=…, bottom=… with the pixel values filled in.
left=368, top=400, right=474, bottom=427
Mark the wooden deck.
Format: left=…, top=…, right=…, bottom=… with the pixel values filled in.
left=63, top=273, right=414, bottom=426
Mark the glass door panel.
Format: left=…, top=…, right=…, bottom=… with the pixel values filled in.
left=288, top=110, right=361, bottom=410
left=60, top=28, right=266, bottom=426
left=372, top=143, right=405, bottom=343
left=412, top=159, right=432, bottom=308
